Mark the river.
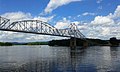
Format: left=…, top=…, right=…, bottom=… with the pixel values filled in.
left=0, top=45, right=120, bottom=72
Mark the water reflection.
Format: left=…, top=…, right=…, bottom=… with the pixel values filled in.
left=70, top=47, right=97, bottom=72
left=0, top=45, right=120, bottom=72
left=110, top=46, right=120, bottom=72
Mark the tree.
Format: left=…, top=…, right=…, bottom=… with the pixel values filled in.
left=109, top=37, right=119, bottom=46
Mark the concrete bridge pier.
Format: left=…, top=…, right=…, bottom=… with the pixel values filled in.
left=70, top=37, right=88, bottom=49
left=70, top=37, right=76, bottom=58
left=83, top=41, right=88, bottom=48
left=70, top=37, right=76, bottom=50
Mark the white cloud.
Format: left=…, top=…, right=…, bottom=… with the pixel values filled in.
left=86, top=5, right=120, bottom=39
left=1, top=11, right=32, bottom=22
left=82, top=12, right=96, bottom=16
left=107, top=5, right=120, bottom=19
left=55, top=22, right=69, bottom=29
left=54, top=18, right=70, bottom=29
left=72, top=21, right=80, bottom=25
left=101, top=27, right=110, bottom=35
left=54, top=17, right=81, bottom=29
left=114, top=5, right=120, bottom=18
left=91, top=5, right=120, bottom=26
left=78, top=25, right=87, bottom=30
left=44, top=0, right=82, bottom=14
left=33, top=15, right=55, bottom=22
left=91, top=16, right=114, bottom=25
left=1, top=11, right=56, bottom=23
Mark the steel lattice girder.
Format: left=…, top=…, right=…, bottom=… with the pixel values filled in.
left=0, top=16, right=10, bottom=29
left=0, top=16, right=86, bottom=39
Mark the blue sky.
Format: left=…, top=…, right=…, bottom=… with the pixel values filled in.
left=0, top=0, right=120, bottom=42
left=0, top=0, right=48, bottom=15
left=0, top=0, right=119, bottom=22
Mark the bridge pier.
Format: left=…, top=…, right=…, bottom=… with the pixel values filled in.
left=70, top=37, right=76, bottom=50
left=83, top=41, right=88, bottom=47
left=70, top=37, right=88, bottom=49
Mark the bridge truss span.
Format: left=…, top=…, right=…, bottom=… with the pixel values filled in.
left=0, top=16, right=86, bottom=39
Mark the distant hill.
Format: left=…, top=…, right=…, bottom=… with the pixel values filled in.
left=11, top=42, right=27, bottom=45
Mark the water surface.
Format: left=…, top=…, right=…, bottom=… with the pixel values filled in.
left=0, top=45, right=120, bottom=72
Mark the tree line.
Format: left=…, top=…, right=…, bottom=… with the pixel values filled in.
left=48, top=37, right=120, bottom=46
left=0, top=42, right=13, bottom=46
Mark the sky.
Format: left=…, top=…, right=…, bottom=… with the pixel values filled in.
left=0, top=0, right=120, bottom=42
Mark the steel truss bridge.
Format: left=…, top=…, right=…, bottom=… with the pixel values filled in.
left=0, top=16, right=86, bottom=39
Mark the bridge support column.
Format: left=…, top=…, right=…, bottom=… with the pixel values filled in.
left=83, top=41, right=88, bottom=47
left=70, top=37, right=76, bottom=50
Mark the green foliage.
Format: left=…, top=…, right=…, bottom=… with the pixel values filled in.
left=0, top=42, right=13, bottom=46
left=87, top=38, right=108, bottom=46
left=27, top=42, right=48, bottom=45
left=109, top=37, right=119, bottom=46
left=48, top=39, right=70, bottom=46
left=48, top=39, right=86, bottom=46
left=48, top=38, right=109, bottom=46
